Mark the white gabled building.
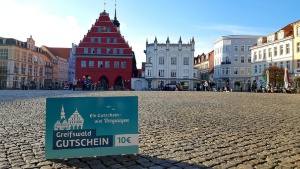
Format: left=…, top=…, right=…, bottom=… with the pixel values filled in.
left=144, top=37, right=196, bottom=90
left=213, top=35, right=260, bottom=91
left=251, top=24, right=294, bottom=88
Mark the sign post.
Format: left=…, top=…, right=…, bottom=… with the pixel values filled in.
left=45, top=96, right=138, bottom=159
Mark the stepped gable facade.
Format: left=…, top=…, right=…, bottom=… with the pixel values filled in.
left=75, top=9, right=137, bottom=90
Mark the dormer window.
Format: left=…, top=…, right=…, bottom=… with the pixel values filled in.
left=278, top=31, right=284, bottom=39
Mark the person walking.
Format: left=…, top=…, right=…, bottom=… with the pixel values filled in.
left=72, top=78, right=78, bottom=91
left=204, top=80, right=208, bottom=91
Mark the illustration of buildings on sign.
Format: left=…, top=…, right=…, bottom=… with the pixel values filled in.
left=54, top=105, right=84, bottom=130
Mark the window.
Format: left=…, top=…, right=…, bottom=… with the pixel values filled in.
left=248, top=56, right=251, bottom=63
left=21, top=63, right=26, bottom=74
left=14, top=50, right=19, bottom=60
left=171, top=69, right=176, bottom=77
left=286, top=61, right=290, bottom=70
left=88, top=61, right=94, bottom=68
left=268, top=48, right=272, bottom=58
left=286, top=44, right=290, bottom=54
left=254, top=52, right=257, bottom=61
left=263, top=49, right=266, bottom=59
left=183, top=69, right=189, bottom=77
left=297, top=60, right=300, bottom=68
left=107, top=48, right=110, bottom=54
left=274, top=62, right=277, bottom=66
left=258, top=51, right=262, bottom=60
left=97, top=48, right=101, bottom=54
left=159, top=57, right=164, bottom=65
left=183, top=57, right=189, bottom=65
left=234, top=46, right=238, bottom=51
left=39, top=67, right=43, bottom=77
left=91, top=38, right=95, bottom=43
left=107, top=27, right=111, bottom=32
left=234, top=67, right=238, bottom=74
left=158, top=70, right=164, bottom=77
left=269, top=63, right=272, bottom=67
left=241, top=56, right=245, bottom=63
left=114, top=38, right=117, bottom=43
left=0, top=61, right=8, bottom=73
left=171, top=57, right=177, bottom=65
left=33, top=66, right=38, bottom=76
left=148, top=57, right=152, bottom=63
left=81, top=61, right=86, bottom=68
left=14, top=62, right=19, bottom=74
left=28, top=65, right=32, bottom=76
left=258, top=65, right=262, bottom=73
left=247, top=45, right=251, bottom=51
left=298, top=27, right=300, bottom=36
left=225, top=68, right=230, bottom=75
left=254, top=65, right=257, bottom=74
left=113, top=49, right=117, bottom=54
left=234, top=56, right=238, bottom=64
left=298, top=43, right=300, bottom=53
left=114, top=61, right=119, bottom=68
left=84, top=48, right=88, bottom=54
left=98, top=61, right=103, bottom=68
left=98, top=38, right=101, bottom=43
left=147, top=69, right=151, bottom=76
left=98, top=27, right=102, bottom=32
left=107, top=38, right=110, bottom=43
left=105, top=61, right=110, bottom=68
left=91, top=48, right=95, bottom=54
left=240, top=67, right=245, bottom=75
left=280, top=61, right=283, bottom=68
left=274, top=47, right=277, bottom=56
left=247, top=67, right=251, bottom=75
left=222, top=68, right=225, bottom=75
left=120, top=49, right=124, bottom=54
left=121, top=61, right=126, bottom=68
left=225, top=46, right=229, bottom=52
left=241, top=45, right=245, bottom=52
left=280, top=45, right=283, bottom=55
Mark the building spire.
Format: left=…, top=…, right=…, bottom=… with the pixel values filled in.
left=104, top=0, right=106, bottom=11
left=114, top=0, right=117, bottom=20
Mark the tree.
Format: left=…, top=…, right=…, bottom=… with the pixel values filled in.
left=262, top=66, right=284, bottom=86
left=293, top=76, right=300, bottom=88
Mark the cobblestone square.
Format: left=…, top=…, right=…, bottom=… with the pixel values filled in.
left=0, top=90, right=299, bottom=169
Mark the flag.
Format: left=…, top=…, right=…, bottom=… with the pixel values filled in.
left=284, top=67, right=290, bottom=89
left=265, top=70, right=269, bottom=89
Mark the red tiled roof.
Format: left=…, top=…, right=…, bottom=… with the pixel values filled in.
left=43, top=46, right=71, bottom=59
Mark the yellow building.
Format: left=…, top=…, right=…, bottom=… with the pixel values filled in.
left=0, top=36, right=46, bottom=89
left=292, top=20, right=300, bottom=77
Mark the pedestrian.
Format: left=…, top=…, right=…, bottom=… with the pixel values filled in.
left=72, top=78, right=78, bottom=91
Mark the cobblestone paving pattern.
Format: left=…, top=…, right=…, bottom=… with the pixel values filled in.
left=0, top=90, right=299, bottom=169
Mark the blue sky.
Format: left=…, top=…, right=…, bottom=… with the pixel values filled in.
left=1, top=0, right=300, bottom=68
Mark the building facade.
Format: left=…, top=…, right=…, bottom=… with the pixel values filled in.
left=251, top=24, right=294, bottom=88
left=194, top=50, right=214, bottom=85
left=144, top=37, right=195, bottom=90
left=291, top=20, right=300, bottom=78
left=0, top=36, right=46, bottom=89
left=42, top=46, right=70, bottom=89
left=213, top=35, right=260, bottom=91
left=75, top=9, right=137, bottom=90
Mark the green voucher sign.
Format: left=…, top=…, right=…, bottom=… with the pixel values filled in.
left=45, top=96, right=138, bottom=159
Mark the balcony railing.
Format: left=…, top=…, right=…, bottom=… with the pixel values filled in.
left=221, top=61, right=231, bottom=65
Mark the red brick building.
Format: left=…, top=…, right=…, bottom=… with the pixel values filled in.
left=75, top=9, right=137, bottom=90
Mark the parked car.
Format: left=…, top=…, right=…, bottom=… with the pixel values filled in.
left=164, top=84, right=177, bottom=91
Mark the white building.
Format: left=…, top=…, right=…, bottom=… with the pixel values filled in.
left=251, top=24, right=294, bottom=88
left=144, top=37, right=196, bottom=90
left=213, top=35, right=261, bottom=91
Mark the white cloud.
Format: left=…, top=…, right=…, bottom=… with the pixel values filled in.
left=0, top=0, right=85, bottom=47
